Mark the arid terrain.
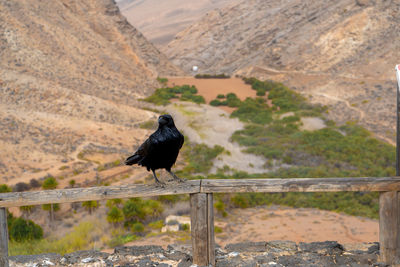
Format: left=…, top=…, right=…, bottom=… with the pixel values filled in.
left=125, top=206, right=378, bottom=249
left=0, top=0, right=184, bottom=184
left=117, top=0, right=239, bottom=46
left=164, top=0, right=400, bottom=144
left=0, top=0, right=395, bottom=261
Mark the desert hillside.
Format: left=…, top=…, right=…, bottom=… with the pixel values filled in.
left=0, top=0, right=184, bottom=183
left=164, top=0, right=400, bottom=143
left=117, top=0, right=239, bottom=46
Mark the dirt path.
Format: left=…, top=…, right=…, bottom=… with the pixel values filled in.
left=315, top=92, right=365, bottom=121
left=165, top=102, right=268, bottom=173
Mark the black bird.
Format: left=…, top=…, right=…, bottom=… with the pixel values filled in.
left=125, top=114, right=184, bottom=185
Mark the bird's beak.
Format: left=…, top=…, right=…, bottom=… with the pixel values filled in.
left=158, top=116, right=166, bottom=125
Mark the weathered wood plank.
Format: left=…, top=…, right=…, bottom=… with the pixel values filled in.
left=380, top=191, right=400, bottom=264
left=0, top=177, right=398, bottom=207
left=201, top=177, right=400, bottom=193
left=0, top=208, right=8, bottom=267
left=0, top=180, right=201, bottom=207
left=190, top=193, right=208, bottom=266
left=207, top=193, right=215, bottom=266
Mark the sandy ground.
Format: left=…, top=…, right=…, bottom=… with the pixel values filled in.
left=123, top=205, right=378, bottom=250
left=167, top=77, right=257, bottom=112
left=165, top=102, right=268, bottom=173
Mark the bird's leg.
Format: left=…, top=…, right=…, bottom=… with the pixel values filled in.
left=167, top=170, right=186, bottom=183
left=152, top=170, right=165, bottom=187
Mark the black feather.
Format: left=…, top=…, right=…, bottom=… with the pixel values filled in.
left=125, top=114, right=184, bottom=185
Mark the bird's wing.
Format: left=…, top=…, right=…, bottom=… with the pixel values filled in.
left=125, top=137, right=154, bottom=165
left=178, top=133, right=184, bottom=149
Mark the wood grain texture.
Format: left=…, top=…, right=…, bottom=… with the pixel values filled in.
left=379, top=191, right=400, bottom=264
left=207, top=193, right=215, bottom=266
left=201, top=177, right=400, bottom=193
left=190, top=193, right=208, bottom=266
left=0, top=180, right=201, bottom=207
left=0, top=177, right=399, bottom=207
left=0, top=208, right=8, bottom=267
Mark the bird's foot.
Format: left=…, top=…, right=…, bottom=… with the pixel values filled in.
left=168, top=176, right=186, bottom=183
left=155, top=180, right=166, bottom=188
left=175, top=177, right=186, bottom=183
left=167, top=171, right=186, bottom=183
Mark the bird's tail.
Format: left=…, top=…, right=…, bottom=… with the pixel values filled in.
left=125, top=154, right=141, bottom=165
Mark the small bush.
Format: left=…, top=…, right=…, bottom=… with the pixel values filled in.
left=42, top=177, right=58, bottom=190
left=148, top=220, right=164, bottom=230
left=195, top=73, right=230, bottom=79
left=157, top=77, right=168, bottom=85
left=214, top=226, right=223, bottom=233
left=0, top=184, right=11, bottom=193
left=131, top=222, right=145, bottom=233
left=210, top=99, right=223, bottom=106
left=180, top=223, right=190, bottom=231
left=13, top=182, right=30, bottom=192
left=8, top=216, right=43, bottom=242
left=144, top=85, right=205, bottom=105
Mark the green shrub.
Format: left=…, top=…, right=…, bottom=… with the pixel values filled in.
left=107, top=207, right=124, bottom=225
left=9, top=217, right=43, bottom=242
left=42, top=177, right=57, bottom=190
left=144, top=85, right=205, bottom=105
left=181, top=143, right=224, bottom=174
left=148, top=220, right=164, bottom=230
left=210, top=99, right=223, bottom=106
left=180, top=223, right=190, bottom=231
left=214, top=200, right=227, bottom=217
left=215, top=226, right=223, bottom=233
left=122, top=198, right=163, bottom=226
left=231, top=97, right=272, bottom=124
left=157, top=77, right=168, bottom=85
left=0, top=184, right=11, bottom=193
left=195, top=73, right=230, bottom=79
left=131, top=222, right=145, bottom=233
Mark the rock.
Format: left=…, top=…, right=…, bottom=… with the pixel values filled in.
left=167, top=244, right=193, bottom=255
left=225, top=241, right=267, bottom=252
left=9, top=253, right=61, bottom=265
left=277, top=253, right=336, bottom=266
left=299, top=241, right=344, bottom=254
left=62, top=250, right=110, bottom=264
left=114, top=245, right=164, bottom=256
left=216, top=257, right=258, bottom=267
left=8, top=242, right=382, bottom=266
left=162, top=224, right=180, bottom=232
left=267, top=241, right=297, bottom=252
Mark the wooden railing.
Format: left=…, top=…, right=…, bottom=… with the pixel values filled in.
left=0, top=177, right=400, bottom=266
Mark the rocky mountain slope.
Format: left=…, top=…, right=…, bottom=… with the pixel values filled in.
left=0, top=0, right=184, bottom=183
left=117, top=0, right=238, bottom=46
left=165, top=0, right=400, bottom=143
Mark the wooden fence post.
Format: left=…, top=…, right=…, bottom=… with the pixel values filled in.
left=380, top=192, right=400, bottom=264
left=0, top=208, right=8, bottom=267
left=380, top=67, right=400, bottom=264
left=190, top=193, right=215, bottom=266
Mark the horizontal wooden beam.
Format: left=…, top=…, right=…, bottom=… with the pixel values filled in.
left=1, top=177, right=400, bottom=207
left=0, top=180, right=201, bottom=208
left=201, top=177, right=400, bottom=193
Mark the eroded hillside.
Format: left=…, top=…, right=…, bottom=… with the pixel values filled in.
left=0, top=0, right=184, bottom=183
left=117, top=0, right=239, bottom=46
left=164, top=0, right=400, bottom=143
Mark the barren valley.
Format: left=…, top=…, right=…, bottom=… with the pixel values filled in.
left=0, top=0, right=397, bottom=261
